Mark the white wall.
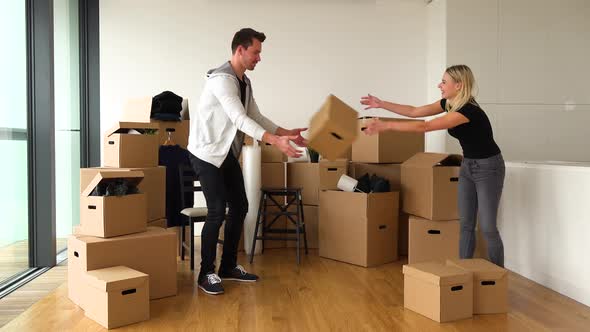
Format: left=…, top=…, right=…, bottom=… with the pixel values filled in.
left=442, top=0, right=590, bottom=161
left=100, top=0, right=430, bottom=139
left=499, top=162, right=590, bottom=306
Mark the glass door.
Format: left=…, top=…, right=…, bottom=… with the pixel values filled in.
left=0, top=1, right=29, bottom=282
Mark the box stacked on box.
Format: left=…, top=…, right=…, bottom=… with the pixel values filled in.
left=68, top=97, right=184, bottom=329
left=349, top=117, right=425, bottom=257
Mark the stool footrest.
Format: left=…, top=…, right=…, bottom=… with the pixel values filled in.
left=263, top=228, right=304, bottom=234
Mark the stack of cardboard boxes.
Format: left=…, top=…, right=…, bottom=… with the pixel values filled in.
left=399, top=152, right=508, bottom=322
left=68, top=97, right=189, bottom=329
left=318, top=116, right=424, bottom=267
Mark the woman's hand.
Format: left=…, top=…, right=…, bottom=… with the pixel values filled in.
left=360, top=94, right=383, bottom=110
left=363, top=118, right=390, bottom=136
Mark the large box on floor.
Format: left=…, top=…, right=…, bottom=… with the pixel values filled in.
left=319, top=190, right=399, bottom=267
left=79, top=171, right=147, bottom=238
left=68, top=227, right=176, bottom=303
left=103, top=122, right=159, bottom=168
left=401, top=153, right=462, bottom=220
left=352, top=117, right=425, bottom=163
left=348, top=162, right=402, bottom=191
left=80, top=167, right=165, bottom=222
left=82, top=266, right=150, bottom=329
left=446, top=259, right=508, bottom=314
left=403, top=262, right=473, bottom=322
left=287, top=160, right=347, bottom=205
left=287, top=205, right=319, bottom=249
left=261, top=162, right=286, bottom=188
left=409, top=216, right=459, bottom=264
left=308, top=94, right=359, bottom=160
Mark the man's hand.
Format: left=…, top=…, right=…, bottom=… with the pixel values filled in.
left=363, top=118, right=390, bottom=136
left=286, top=127, right=308, bottom=147
left=274, top=136, right=302, bottom=158
left=262, top=132, right=302, bottom=158
left=276, top=127, right=308, bottom=147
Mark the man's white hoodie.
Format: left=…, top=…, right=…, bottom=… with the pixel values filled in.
left=188, top=61, right=278, bottom=168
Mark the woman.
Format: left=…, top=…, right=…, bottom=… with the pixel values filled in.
left=361, top=64, right=505, bottom=267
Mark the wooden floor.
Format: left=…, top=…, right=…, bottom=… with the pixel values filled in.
left=0, top=238, right=67, bottom=282
left=1, top=246, right=590, bottom=331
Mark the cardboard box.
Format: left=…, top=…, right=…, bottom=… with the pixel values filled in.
left=82, top=266, right=150, bottom=329
left=157, top=120, right=190, bottom=149
left=121, top=96, right=189, bottom=123
left=81, top=167, right=165, bottom=222
left=308, top=94, right=358, bottom=160
left=261, top=163, right=286, bottom=188
left=398, top=212, right=409, bottom=256
left=147, top=218, right=167, bottom=228
left=287, top=205, right=319, bottom=249
left=352, top=117, right=425, bottom=163
left=287, top=160, right=347, bottom=205
left=403, top=262, right=473, bottom=322
left=79, top=171, right=147, bottom=238
left=260, top=142, right=288, bottom=162
left=401, top=153, right=462, bottom=220
left=103, top=122, right=159, bottom=168
left=446, top=259, right=508, bottom=314
left=348, top=162, right=402, bottom=191
left=409, top=216, right=459, bottom=264
left=319, top=190, right=399, bottom=267
left=68, top=227, right=177, bottom=302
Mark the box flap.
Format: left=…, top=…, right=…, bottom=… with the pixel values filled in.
left=121, top=97, right=153, bottom=123
left=84, top=266, right=148, bottom=292
left=81, top=170, right=145, bottom=197
left=402, top=152, right=462, bottom=168
left=105, top=121, right=159, bottom=137
left=446, top=258, right=507, bottom=280
left=403, top=262, right=472, bottom=286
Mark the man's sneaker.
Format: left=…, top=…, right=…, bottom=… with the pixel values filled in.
left=218, top=265, right=259, bottom=282
left=198, top=273, right=224, bottom=295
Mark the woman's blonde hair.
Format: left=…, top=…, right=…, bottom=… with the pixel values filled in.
left=444, top=64, right=479, bottom=112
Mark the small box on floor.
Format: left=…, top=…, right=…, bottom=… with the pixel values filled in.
left=68, top=227, right=176, bottom=303
left=79, top=170, right=147, bottom=238
left=352, top=117, right=425, bottom=163
left=446, top=259, right=508, bottom=314
left=408, top=216, right=459, bottom=264
left=82, top=266, right=150, bottom=329
left=307, top=94, right=358, bottom=160
left=401, top=153, right=462, bottom=220
left=403, top=262, right=473, bottom=322
left=319, top=190, right=399, bottom=267
left=102, top=122, right=159, bottom=168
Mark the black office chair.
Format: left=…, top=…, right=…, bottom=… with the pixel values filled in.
left=178, top=164, right=226, bottom=270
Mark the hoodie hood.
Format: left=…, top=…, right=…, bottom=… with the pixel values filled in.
left=207, top=61, right=251, bottom=85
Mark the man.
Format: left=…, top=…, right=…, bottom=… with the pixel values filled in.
left=187, top=28, right=307, bottom=295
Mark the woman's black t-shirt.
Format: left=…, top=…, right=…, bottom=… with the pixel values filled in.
left=441, top=99, right=501, bottom=159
